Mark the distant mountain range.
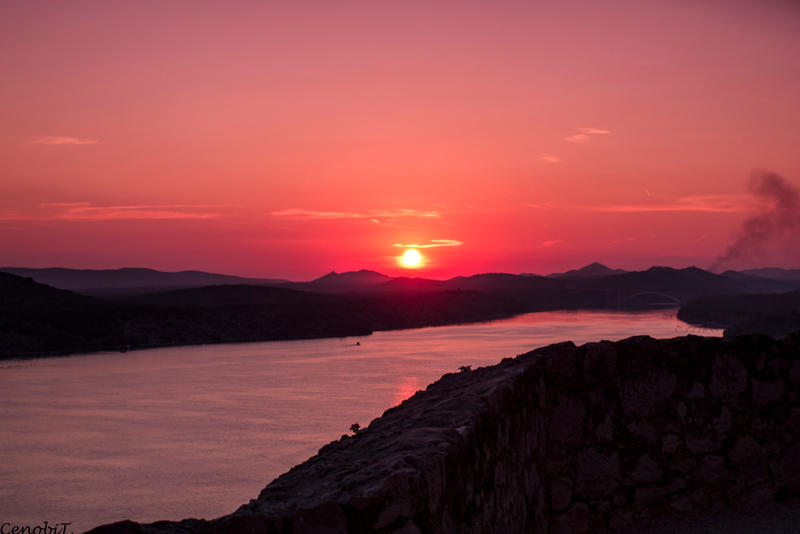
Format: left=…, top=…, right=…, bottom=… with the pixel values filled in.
left=3, top=263, right=800, bottom=358
left=0, top=267, right=289, bottom=296
left=6, top=263, right=799, bottom=297
left=546, top=262, right=628, bottom=279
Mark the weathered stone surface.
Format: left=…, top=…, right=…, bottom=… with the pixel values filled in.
left=596, top=413, right=614, bottom=443
left=549, top=394, right=586, bottom=444
left=728, top=435, right=761, bottom=465
left=712, top=406, right=732, bottom=434
left=709, top=354, right=748, bottom=397
left=686, top=435, right=716, bottom=454
left=621, top=371, right=678, bottom=416
left=624, top=454, right=662, bottom=485
left=627, top=421, right=657, bottom=445
left=87, top=333, right=800, bottom=534
left=576, top=449, right=620, bottom=499
left=551, top=503, right=590, bottom=534
left=634, top=479, right=686, bottom=506
left=687, top=382, right=705, bottom=399
left=662, top=433, right=681, bottom=454
left=752, top=379, right=784, bottom=404
left=698, top=455, right=729, bottom=486
left=790, top=360, right=800, bottom=385
left=549, top=477, right=573, bottom=512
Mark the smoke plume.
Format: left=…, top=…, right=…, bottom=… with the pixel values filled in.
left=712, top=170, right=800, bottom=271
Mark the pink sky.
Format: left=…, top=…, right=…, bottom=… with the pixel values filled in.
left=2, top=0, right=799, bottom=279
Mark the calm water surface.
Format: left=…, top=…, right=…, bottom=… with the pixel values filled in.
left=0, top=310, right=720, bottom=532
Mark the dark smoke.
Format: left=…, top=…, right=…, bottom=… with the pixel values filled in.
left=712, top=170, right=800, bottom=271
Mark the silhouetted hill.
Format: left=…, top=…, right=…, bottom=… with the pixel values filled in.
left=678, top=290, right=800, bottom=338
left=571, top=266, right=799, bottom=307
left=0, top=267, right=289, bottom=296
left=0, top=274, right=521, bottom=359
left=289, top=269, right=393, bottom=293
left=547, top=262, right=627, bottom=279
left=740, top=268, right=800, bottom=281
left=0, top=271, right=99, bottom=312
left=380, top=276, right=447, bottom=292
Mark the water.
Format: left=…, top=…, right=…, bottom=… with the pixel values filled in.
left=0, top=310, right=720, bottom=532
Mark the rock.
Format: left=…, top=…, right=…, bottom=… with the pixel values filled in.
left=551, top=503, right=590, bottom=534
left=596, top=414, right=614, bottom=443
left=789, top=361, right=800, bottom=385
left=698, top=455, right=728, bottom=486
left=550, top=477, right=573, bottom=511
left=662, top=433, right=681, bottom=454
left=576, top=449, right=620, bottom=499
left=624, top=454, right=662, bottom=485
left=709, top=354, right=748, bottom=398
left=686, top=435, right=716, bottom=454
left=627, top=422, right=657, bottom=445
left=712, top=406, right=732, bottom=435
left=752, top=379, right=784, bottom=404
left=621, top=371, right=678, bottom=416
left=634, top=479, right=686, bottom=506
left=549, top=394, right=586, bottom=444
left=728, top=435, right=761, bottom=465
left=676, top=402, right=687, bottom=420
left=687, top=382, right=705, bottom=399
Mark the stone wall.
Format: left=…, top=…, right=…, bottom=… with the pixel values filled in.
left=90, top=333, right=800, bottom=534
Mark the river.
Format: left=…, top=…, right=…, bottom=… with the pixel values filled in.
left=0, top=309, right=720, bottom=532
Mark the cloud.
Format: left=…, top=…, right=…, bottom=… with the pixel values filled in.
left=563, top=134, right=590, bottom=143
left=25, top=136, right=99, bottom=146
left=0, top=203, right=234, bottom=221
left=539, top=153, right=561, bottom=163
left=587, top=194, right=754, bottom=213
left=538, top=239, right=564, bottom=248
left=271, top=208, right=442, bottom=221
left=578, top=128, right=612, bottom=135
left=270, top=209, right=365, bottom=219
left=393, top=239, right=463, bottom=249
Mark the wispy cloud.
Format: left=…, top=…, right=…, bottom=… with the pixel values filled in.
left=563, top=134, right=590, bottom=143
left=562, top=127, right=612, bottom=144
left=538, top=239, right=564, bottom=248
left=392, top=239, right=463, bottom=249
left=578, top=128, right=612, bottom=135
left=271, top=208, right=442, bottom=221
left=527, top=194, right=756, bottom=214
left=539, top=153, right=561, bottom=163
left=24, top=136, right=99, bottom=146
left=270, top=209, right=365, bottom=219
left=588, top=194, right=753, bottom=213
left=0, top=203, right=234, bottom=221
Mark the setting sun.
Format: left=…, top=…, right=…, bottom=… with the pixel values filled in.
left=399, top=248, right=423, bottom=268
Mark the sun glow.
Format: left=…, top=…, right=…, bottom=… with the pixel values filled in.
left=399, top=248, right=423, bottom=268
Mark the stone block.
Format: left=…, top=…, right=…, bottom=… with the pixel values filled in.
left=576, top=449, right=620, bottom=499
left=551, top=503, right=590, bottom=534
left=709, top=354, right=748, bottom=398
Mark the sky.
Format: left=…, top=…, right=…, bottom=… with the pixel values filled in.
left=2, top=0, right=799, bottom=280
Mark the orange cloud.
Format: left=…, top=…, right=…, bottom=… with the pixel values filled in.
left=563, top=134, right=590, bottom=143
left=25, top=136, right=99, bottom=146
left=0, top=203, right=234, bottom=221
left=392, top=239, right=463, bottom=248
left=272, top=208, right=442, bottom=221
left=539, top=153, right=561, bottom=163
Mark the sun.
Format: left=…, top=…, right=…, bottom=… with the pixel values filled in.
left=399, top=248, right=423, bottom=268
